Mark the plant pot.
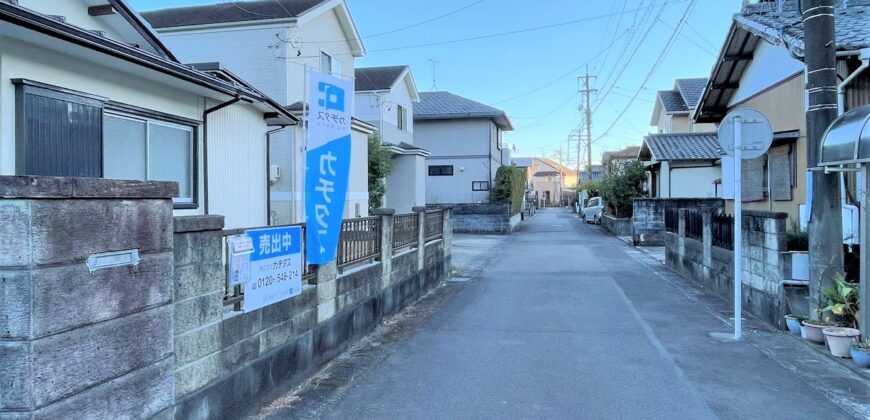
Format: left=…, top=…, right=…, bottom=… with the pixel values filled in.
left=802, top=321, right=827, bottom=344
left=851, top=347, right=870, bottom=368
left=785, top=316, right=802, bottom=335
left=822, top=327, right=860, bottom=358
left=800, top=324, right=808, bottom=339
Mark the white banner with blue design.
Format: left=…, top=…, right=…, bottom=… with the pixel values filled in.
left=243, top=226, right=303, bottom=312
left=305, top=69, right=352, bottom=264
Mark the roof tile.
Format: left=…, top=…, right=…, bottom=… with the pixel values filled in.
left=643, top=132, right=721, bottom=161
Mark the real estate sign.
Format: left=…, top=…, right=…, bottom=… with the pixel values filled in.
left=305, top=69, right=353, bottom=264
left=243, top=226, right=303, bottom=312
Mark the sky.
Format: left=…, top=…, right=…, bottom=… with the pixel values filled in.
left=130, top=0, right=742, bottom=168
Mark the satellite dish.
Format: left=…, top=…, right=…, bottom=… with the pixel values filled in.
left=718, top=108, right=773, bottom=160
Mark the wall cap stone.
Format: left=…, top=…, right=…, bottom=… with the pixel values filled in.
left=412, top=206, right=427, bottom=213
left=742, top=210, right=788, bottom=219
left=371, top=208, right=396, bottom=216
left=174, top=215, right=225, bottom=233
left=0, top=176, right=178, bottom=199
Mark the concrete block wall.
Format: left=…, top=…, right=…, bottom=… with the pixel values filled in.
left=665, top=209, right=790, bottom=328
left=633, top=198, right=724, bottom=246
left=0, top=177, right=177, bottom=419
left=175, top=208, right=452, bottom=420
left=601, top=215, right=632, bottom=237
left=429, top=203, right=515, bottom=234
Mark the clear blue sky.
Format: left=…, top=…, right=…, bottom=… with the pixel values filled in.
left=131, top=0, right=741, bottom=166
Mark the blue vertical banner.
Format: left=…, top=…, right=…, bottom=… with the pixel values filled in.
left=305, top=69, right=353, bottom=264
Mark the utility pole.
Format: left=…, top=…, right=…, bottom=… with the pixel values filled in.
left=579, top=65, right=597, bottom=183
left=803, top=0, right=843, bottom=316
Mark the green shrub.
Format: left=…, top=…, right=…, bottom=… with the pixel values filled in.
left=493, top=165, right=526, bottom=214
left=577, top=179, right=601, bottom=198
left=598, top=160, right=646, bottom=218
left=368, top=133, right=393, bottom=211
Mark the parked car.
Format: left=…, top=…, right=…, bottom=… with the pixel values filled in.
left=582, top=197, right=604, bottom=224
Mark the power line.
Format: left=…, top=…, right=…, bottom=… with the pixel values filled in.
left=366, top=2, right=685, bottom=53
left=491, top=29, right=630, bottom=105
left=655, top=16, right=716, bottom=56
left=362, top=0, right=486, bottom=41
left=594, top=0, right=698, bottom=142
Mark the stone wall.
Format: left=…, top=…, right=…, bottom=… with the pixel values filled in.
left=428, top=203, right=516, bottom=234
left=601, top=214, right=632, bottom=237
left=0, top=175, right=453, bottom=420
left=664, top=209, right=799, bottom=328
left=633, top=198, right=724, bottom=246
left=0, top=176, right=177, bottom=419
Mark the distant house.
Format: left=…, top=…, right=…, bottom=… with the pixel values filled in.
left=640, top=77, right=721, bottom=199
left=514, top=157, right=578, bottom=207
left=602, top=146, right=641, bottom=176
left=355, top=66, right=429, bottom=212
left=143, top=0, right=371, bottom=223
left=0, top=0, right=298, bottom=229
left=579, top=165, right=605, bottom=184
left=414, top=92, right=514, bottom=204
left=693, top=0, right=870, bottom=224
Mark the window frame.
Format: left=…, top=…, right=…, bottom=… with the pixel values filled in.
left=397, top=104, right=407, bottom=131
left=428, top=165, right=454, bottom=176
left=472, top=181, right=490, bottom=191
left=104, top=109, right=198, bottom=208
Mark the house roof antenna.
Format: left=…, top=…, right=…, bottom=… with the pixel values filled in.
left=428, top=58, right=441, bottom=91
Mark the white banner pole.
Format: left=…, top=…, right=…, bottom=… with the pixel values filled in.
left=734, top=119, right=743, bottom=340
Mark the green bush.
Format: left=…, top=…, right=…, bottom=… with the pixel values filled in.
left=368, top=133, right=393, bottom=212
left=598, top=160, right=646, bottom=218
left=577, top=179, right=601, bottom=198
left=493, top=165, right=526, bottom=214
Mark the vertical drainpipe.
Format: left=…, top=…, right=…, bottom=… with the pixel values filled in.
left=202, top=95, right=241, bottom=214
left=266, top=125, right=290, bottom=225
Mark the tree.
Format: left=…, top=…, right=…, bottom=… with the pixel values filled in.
left=598, top=160, right=646, bottom=218
left=368, top=133, right=393, bottom=211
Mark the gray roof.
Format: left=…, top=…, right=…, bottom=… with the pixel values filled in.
left=141, top=0, right=326, bottom=28
left=415, top=91, right=514, bottom=131
left=641, top=132, right=721, bottom=161
left=512, top=158, right=533, bottom=168
left=674, top=78, right=707, bottom=109
left=356, top=66, right=407, bottom=92
left=736, top=0, right=870, bottom=54
left=657, top=90, right=689, bottom=114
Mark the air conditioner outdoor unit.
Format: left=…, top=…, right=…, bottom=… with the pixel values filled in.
left=269, top=165, right=281, bottom=183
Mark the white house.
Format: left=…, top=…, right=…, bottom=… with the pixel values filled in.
left=354, top=65, right=428, bottom=212
left=0, top=0, right=299, bottom=230
left=142, top=0, right=370, bottom=223
left=414, top=91, right=514, bottom=204
left=640, top=78, right=721, bottom=198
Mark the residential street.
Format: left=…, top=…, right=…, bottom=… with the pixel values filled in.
left=259, top=208, right=870, bottom=419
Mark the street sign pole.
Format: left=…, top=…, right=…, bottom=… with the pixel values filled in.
left=733, top=118, right=743, bottom=341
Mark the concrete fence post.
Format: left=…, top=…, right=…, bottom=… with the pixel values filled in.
left=315, top=261, right=338, bottom=323
left=413, top=206, right=427, bottom=271
left=372, top=208, right=395, bottom=290
left=702, top=212, right=713, bottom=268
left=678, top=209, right=687, bottom=258
left=442, top=207, right=454, bottom=258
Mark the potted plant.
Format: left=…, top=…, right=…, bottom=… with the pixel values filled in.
left=823, top=327, right=861, bottom=357
left=784, top=314, right=805, bottom=335
left=802, top=318, right=833, bottom=344
left=851, top=340, right=870, bottom=368
left=822, top=272, right=860, bottom=328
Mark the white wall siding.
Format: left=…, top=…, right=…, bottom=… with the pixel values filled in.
left=668, top=165, right=721, bottom=198
left=729, top=40, right=804, bottom=107
left=158, top=25, right=289, bottom=102
left=287, top=10, right=356, bottom=103
left=425, top=156, right=491, bottom=204
left=414, top=119, right=491, bottom=157
left=384, top=154, right=425, bottom=213
left=19, top=0, right=127, bottom=43
left=207, top=102, right=269, bottom=229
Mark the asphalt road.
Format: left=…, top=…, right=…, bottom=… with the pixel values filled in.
left=260, top=208, right=870, bottom=419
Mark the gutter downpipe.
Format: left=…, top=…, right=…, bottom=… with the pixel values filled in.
left=203, top=96, right=242, bottom=214
left=837, top=49, right=870, bottom=246
left=266, top=125, right=291, bottom=225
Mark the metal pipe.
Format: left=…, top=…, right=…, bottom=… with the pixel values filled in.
left=202, top=96, right=241, bottom=214
left=266, top=125, right=291, bottom=225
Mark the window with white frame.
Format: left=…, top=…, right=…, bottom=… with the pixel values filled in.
left=320, top=51, right=342, bottom=78
left=103, top=114, right=194, bottom=203
left=397, top=105, right=407, bottom=131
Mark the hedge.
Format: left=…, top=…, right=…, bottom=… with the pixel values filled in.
left=493, top=165, right=526, bottom=214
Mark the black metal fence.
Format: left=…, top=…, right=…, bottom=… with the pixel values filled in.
left=393, top=213, right=418, bottom=251
left=665, top=208, right=679, bottom=233
left=337, top=217, right=382, bottom=269
left=712, top=213, right=734, bottom=250
left=686, top=211, right=703, bottom=240
left=425, top=211, right=444, bottom=241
